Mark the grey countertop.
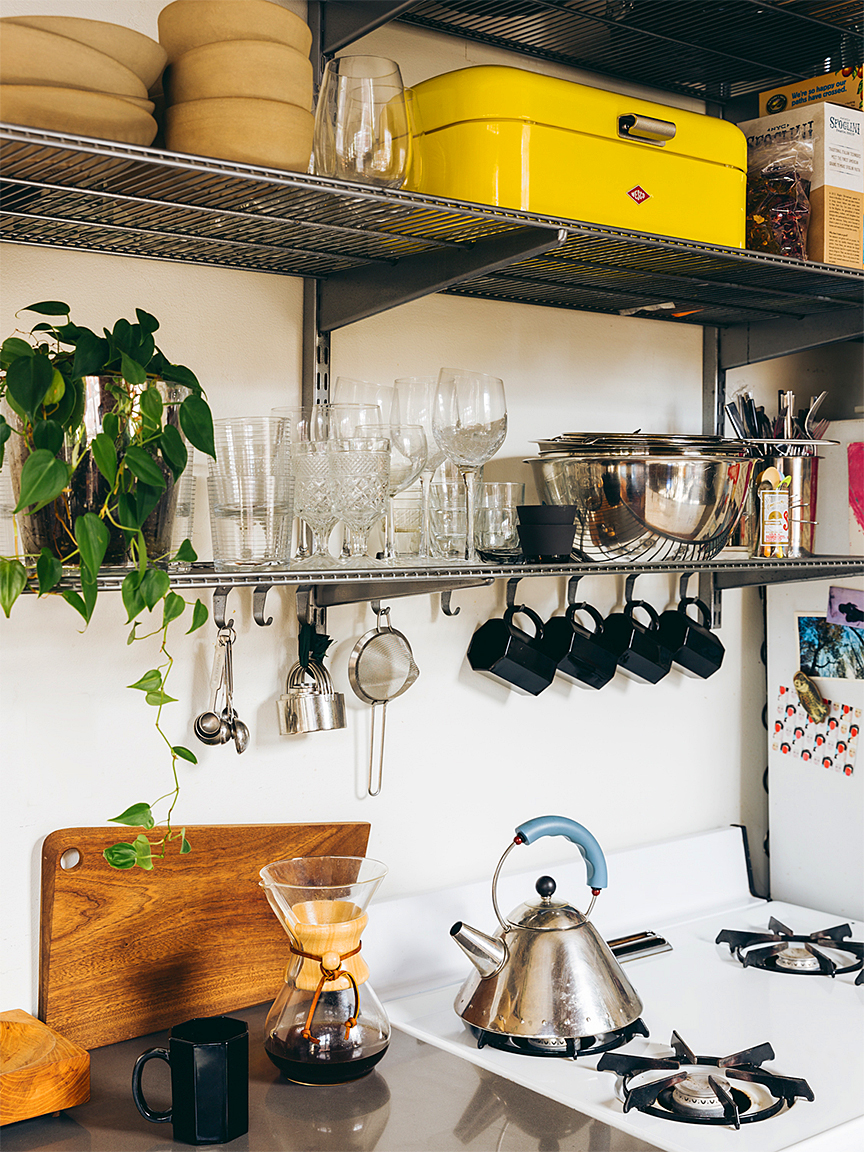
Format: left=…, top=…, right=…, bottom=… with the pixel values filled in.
left=3, top=1004, right=660, bottom=1151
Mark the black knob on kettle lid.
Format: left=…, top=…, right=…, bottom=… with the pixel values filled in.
left=535, top=875, right=556, bottom=898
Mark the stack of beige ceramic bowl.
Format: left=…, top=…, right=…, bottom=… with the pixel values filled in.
left=158, top=0, right=314, bottom=171
left=0, top=15, right=165, bottom=145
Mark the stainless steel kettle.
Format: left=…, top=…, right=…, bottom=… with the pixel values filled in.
left=450, top=815, right=644, bottom=1051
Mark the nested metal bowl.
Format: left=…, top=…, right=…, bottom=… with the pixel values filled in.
left=527, top=453, right=754, bottom=563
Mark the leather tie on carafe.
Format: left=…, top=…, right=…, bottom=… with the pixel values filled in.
left=287, top=942, right=363, bottom=1042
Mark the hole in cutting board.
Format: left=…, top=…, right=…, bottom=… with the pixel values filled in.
left=59, top=848, right=81, bottom=870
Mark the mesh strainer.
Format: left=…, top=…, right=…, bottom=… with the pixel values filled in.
left=348, top=604, right=419, bottom=796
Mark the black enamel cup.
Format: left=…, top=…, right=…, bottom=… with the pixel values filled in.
left=657, top=596, right=725, bottom=679
left=539, top=602, right=618, bottom=690
left=597, top=600, right=672, bottom=684
left=132, top=1016, right=249, bottom=1146
left=467, top=605, right=557, bottom=695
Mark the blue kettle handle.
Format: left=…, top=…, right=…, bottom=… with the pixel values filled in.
left=515, top=815, right=608, bottom=889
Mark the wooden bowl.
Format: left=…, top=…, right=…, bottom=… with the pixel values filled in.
left=0, top=85, right=158, bottom=146
left=0, top=22, right=148, bottom=100
left=165, top=97, right=313, bottom=170
left=158, top=1, right=312, bottom=62
left=165, top=40, right=312, bottom=108
left=0, top=15, right=167, bottom=90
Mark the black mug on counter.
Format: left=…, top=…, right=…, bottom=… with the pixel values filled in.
left=657, top=596, right=725, bottom=679
left=132, top=1015, right=249, bottom=1146
left=598, top=600, right=672, bottom=684
left=540, top=602, right=618, bottom=690
left=467, top=604, right=557, bottom=696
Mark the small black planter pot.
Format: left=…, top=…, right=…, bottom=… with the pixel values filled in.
left=467, top=605, right=557, bottom=696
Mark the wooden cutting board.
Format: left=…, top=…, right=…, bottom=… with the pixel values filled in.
left=39, top=822, right=370, bottom=1050
left=0, top=1010, right=90, bottom=1125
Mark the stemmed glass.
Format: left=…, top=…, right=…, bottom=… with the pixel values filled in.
left=289, top=419, right=341, bottom=571
left=432, top=368, right=507, bottom=564
left=328, top=435, right=391, bottom=568
left=393, top=376, right=447, bottom=559
left=311, top=56, right=410, bottom=189
left=332, top=377, right=396, bottom=422
left=378, top=423, right=427, bottom=562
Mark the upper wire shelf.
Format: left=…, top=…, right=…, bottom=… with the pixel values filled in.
left=1, top=125, right=862, bottom=331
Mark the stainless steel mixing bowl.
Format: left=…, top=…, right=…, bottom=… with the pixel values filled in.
left=527, top=453, right=754, bottom=563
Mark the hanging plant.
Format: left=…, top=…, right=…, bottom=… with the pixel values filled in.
left=0, top=301, right=217, bottom=869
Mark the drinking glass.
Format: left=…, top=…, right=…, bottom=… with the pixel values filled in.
left=329, top=436, right=391, bottom=568
left=428, top=481, right=466, bottom=560
left=290, top=439, right=340, bottom=569
left=312, top=56, right=410, bottom=189
left=332, top=377, right=396, bottom=422
left=393, top=376, right=446, bottom=559
left=327, top=403, right=382, bottom=554
left=476, top=481, right=524, bottom=562
left=432, top=368, right=507, bottom=563
left=378, top=423, right=427, bottom=562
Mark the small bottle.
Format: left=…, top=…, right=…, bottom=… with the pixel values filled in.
left=755, top=484, right=791, bottom=558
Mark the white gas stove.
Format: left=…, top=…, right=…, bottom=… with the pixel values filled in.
left=364, top=827, right=864, bottom=1152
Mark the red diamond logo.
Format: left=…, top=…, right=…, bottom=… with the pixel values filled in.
left=627, top=185, right=650, bottom=204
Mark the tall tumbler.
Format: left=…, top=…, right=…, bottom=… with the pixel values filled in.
left=208, top=417, right=293, bottom=570
left=311, top=56, right=410, bottom=188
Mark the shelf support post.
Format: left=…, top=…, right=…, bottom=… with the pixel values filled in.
left=702, top=326, right=724, bottom=626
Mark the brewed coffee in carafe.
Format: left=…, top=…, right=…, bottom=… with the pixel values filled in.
left=260, top=855, right=390, bottom=1084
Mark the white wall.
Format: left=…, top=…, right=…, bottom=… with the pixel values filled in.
left=0, top=0, right=795, bottom=1013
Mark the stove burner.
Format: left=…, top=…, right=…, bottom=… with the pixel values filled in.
left=597, top=1031, right=814, bottom=1128
left=716, top=915, right=864, bottom=981
left=468, top=1017, right=648, bottom=1059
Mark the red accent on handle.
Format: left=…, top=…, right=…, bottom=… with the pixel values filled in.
left=514, top=834, right=525, bottom=845
left=591, top=888, right=601, bottom=896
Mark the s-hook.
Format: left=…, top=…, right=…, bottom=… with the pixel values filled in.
left=679, top=571, right=696, bottom=601
left=505, top=577, right=522, bottom=609
left=566, top=574, right=584, bottom=605
left=441, top=590, right=460, bottom=616
left=213, top=586, right=234, bottom=631
left=624, top=573, right=640, bottom=604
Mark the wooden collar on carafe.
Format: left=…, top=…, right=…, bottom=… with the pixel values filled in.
left=289, top=943, right=362, bottom=1042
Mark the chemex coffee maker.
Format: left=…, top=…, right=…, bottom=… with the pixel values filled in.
left=450, top=815, right=647, bottom=1057
left=260, top=855, right=390, bottom=1084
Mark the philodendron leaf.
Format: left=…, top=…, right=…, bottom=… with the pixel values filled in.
left=24, top=300, right=70, bottom=316
left=5, top=351, right=53, bottom=423
left=90, top=432, right=118, bottom=485
left=134, top=835, right=154, bottom=870
left=139, top=386, right=163, bottom=436
left=174, top=539, right=197, bottom=563
left=109, top=802, right=155, bottom=829
left=140, top=567, right=170, bottom=610
left=179, top=394, right=215, bottom=459
left=0, top=417, right=10, bottom=468
left=71, top=329, right=109, bottom=379
left=75, top=513, right=109, bottom=580
left=61, top=589, right=88, bottom=621
left=122, top=569, right=146, bottom=623
left=123, top=445, right=166, bottom=489
left=162, top=590, right=185, bottom=627
left=103, top=842, right=137, bottom=869
left=145, top=689, right=178, bottom=706
left=187, top=598, right=208, bottom=634
left=44, top=369, right=65, bottom=407
left=159, top=424, right=187, bottom=480
left=13, top=449, right=69, bottom=513
left=36, top=548, right=63, bottom=595
left=162, top=362, right=200, bottom=393
left=80, top=567, right=98, bottom=622
left=180, top=832, right=191, bottom=854
left=131, top=480, right=163, bottom=525
left=1, top=336, right=35, bottom=367
left=32, top=419, right=63, bottom=456
left=127, top=623, right=137, bottom=645
left=120, top=350, right=147, bottom=386
left=102, top=411, right=120, bottom=442
left=135, top=308, right=159, bottom=333
left=0, top=558, right=27, bottom=617
left=128, top=668, right=163, bottom=692
left=172, top=746, right=198, bottom=764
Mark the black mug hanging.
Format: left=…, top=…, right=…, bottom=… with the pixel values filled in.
left=468, top=603, right=556, bottom=696
left=541, top=601, right=617, bottom=690
left=657, top=596, right=725, bottom=679
left=598, top=599, right=672, bottom=684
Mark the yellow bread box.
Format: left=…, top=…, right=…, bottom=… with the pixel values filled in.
left=405, top=66, right=747, bottom=248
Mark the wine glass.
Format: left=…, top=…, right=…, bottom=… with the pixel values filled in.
left=328, top=435, right=391, bottom=568
left=432, top=368, right=507, bottom=563
left=311, top=56, right=410, bottom=189
left=378, top=423, right=427, bottom=562
left=332, top=377, right=396, bottom=422
left=393, top=376, right=446, bottom=559
left=289, top=434, right=340, bottom=571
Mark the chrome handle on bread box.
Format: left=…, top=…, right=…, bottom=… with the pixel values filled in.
left=618, top=114, right=676, bottom=145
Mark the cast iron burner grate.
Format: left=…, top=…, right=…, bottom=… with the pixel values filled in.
left=468, top=1017, right=648, bottom=1059
left=716, top=915, right=864, bottom=982
left=597, top=1031, right=814, bottom=1128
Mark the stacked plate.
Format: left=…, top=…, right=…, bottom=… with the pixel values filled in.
left=534, top=432, right=755, bottom=458
left=159, top=0, right=314, bottom=171
left=0, top=16, right=165, bottom=145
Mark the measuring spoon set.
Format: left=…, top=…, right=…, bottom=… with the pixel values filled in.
left=193, top=625, right=250, bottom=753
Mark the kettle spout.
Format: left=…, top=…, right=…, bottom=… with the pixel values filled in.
left=450, top=921, right=507, bottom=978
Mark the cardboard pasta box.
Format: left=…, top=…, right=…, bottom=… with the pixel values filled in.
left=759, top=65, right=862, bottom=115
left=738, top=102, right=863, bottom=269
